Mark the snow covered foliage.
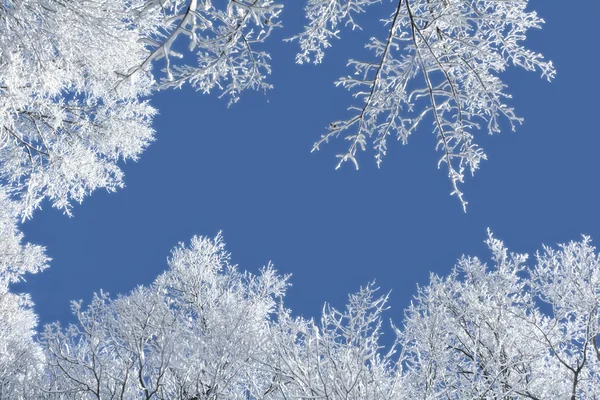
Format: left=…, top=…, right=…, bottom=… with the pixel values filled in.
left=0, top=191, right=48, bottom=399
left=0, top=0, right=158, bottom=217
left=1, top=0, right=555, bottom=215
left=400, top=232, right=540, bottom=398
left=270, top=284, right=401, bottom=399
left=529, top=239, right=600, bottom=398
left=39, top=234, right=400, bottom=399
left=0, top=283, right=44, bottom=399
left=132, top=0, right=283, bottom=104
left=0, top=0, right=283, bottom=218
left=400, top=232, right=600, bottom=398
left=294, top=0, right=555, bottom=209
left=34, top=233, right=600, bottom=399
left=41, top=234, right=290, bottom=399
left=0, top=189, right=48, bottom=285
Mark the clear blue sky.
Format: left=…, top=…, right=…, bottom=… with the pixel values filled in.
left=16, top=0, right=600, bottom=330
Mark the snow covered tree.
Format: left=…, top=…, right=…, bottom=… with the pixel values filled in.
left=41, top=234, right=289, bottom=399
left=0, top=282, right=45, bottom=399
left=0, top=2, right=285, bottom=395
left=39, top=234, right=402, bottom=399
left=1, top=0, right=556, bottom=216
left=0, top=0, right=157, bottom=217
left=269, top=284, right=401, bottom=399
left=292, top=0, right=555, bottom=209
left=29, top=232, right=600, bottom=399
left=128, top=0, right=283, bottom=104
left=0, top=0, right=283, bottom=218
left=528, top=239, right=600, bottom=399
left=399, top=232, right=544, bottom=398
left=0, top=190, right=48, bottom=399
left=399, top=232, right=600, bottom=399
left=0, top=189, right=48, bottom=285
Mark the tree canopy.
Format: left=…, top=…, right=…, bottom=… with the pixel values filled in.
left=0, top=0, right=551, bottom=216
left=3, top=1, right=595, bottom=399
left=2, top=232, right=599, bottom=399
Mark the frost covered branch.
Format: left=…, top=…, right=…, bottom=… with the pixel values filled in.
left=296, top=0, right=555, bottom=210
left=124, top=0, right=284, bottom=104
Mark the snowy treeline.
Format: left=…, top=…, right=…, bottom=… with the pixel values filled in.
left=3, top=233, right=600, bottom=399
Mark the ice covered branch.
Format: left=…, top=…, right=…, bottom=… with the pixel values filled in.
left=296, top=0, right=555, bottom=210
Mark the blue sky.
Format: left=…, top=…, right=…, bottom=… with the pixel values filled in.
left=16, top=0, right=600, bottom=330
